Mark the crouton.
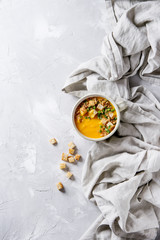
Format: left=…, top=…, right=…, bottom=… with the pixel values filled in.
left=59, top=163, right=67, bottom=170
left=101, top=118, right=109, bottom=125
left=62, top=153, right=68, bottom=162
left=68, top=142, right=76, bottom=149
left=68, top=156, right=75, bottom=163
left=49, top=138, right=57, bottom=145
left=88, top=100, right=95, bottom=107
left=88, top=109, right=97, bottom=118
left=80, top=106, right=87, bottom=116
left=66, top=171, right=73, bottom=179
left=56, top=182, right=63, bottom=190
left=76, top=115, right=82, bottom=123
left=97, top=103, right=104, bottom=110
left=75, top=154, right=81, bottom=161
left=108, top=111, right=117, bottom=119
left=106, top=122, right=114, bottom=131
left=69, top=148, right=75, bottom=155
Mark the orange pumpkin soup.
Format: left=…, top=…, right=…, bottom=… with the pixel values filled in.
left=74, top=97, right=117, bottom=139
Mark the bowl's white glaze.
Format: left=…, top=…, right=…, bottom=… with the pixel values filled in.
left=72, top=93, right=120, bottom=141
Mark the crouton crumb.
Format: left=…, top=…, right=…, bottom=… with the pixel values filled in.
left=56, top=182, right=63, bottom=190
left=49, top=138, right=57, bottom=145
left=75, top=154, right=81, bottom=161
left=60, top=163, right=67, bottom=170
left=62, top=153, right=68, bottom=162
left=66, top=172, right=73, bottom=179
left=69, top=148, right=75, bottom=155
left=68, top=156, right=75, bottom=163
left=68, top=142, right=76, bottom=149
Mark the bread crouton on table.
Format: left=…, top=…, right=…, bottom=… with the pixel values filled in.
left=68, top=142, right=76, bottom=149
left=68, top=156, right=75, bottom=163
left=59, top=163, right=67, bottom=170
left=56, top=182, right=64, bottom=190
left=49, top=138, right=57, bottom=145
left=66, top=171, right=73, bottom=179
left=69, top=148, right=75, bottom=155
left=62, top=153, right=68, bottom=161
left=75, top=154, right=81, bottom=161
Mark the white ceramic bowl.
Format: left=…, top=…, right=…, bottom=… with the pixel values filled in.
left=72, top=93, right=120, bottom=141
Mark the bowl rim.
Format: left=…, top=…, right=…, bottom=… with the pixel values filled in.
left=71, top=93, right=120, bottom=141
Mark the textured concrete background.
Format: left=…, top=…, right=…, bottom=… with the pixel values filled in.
left=0, top=0, right=106, bottom=239
left=0, top=0, right=159, bottom=239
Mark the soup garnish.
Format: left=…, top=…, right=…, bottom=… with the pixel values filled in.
left=75, top=97, right=117, bottom=139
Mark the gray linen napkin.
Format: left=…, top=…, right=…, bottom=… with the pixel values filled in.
left=62, top=1, right=160, bottom=239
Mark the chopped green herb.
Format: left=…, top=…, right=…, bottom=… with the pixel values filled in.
left=80, top=116, right=82, bottom=118
left=93, top=106, right=96, bottom=109
left=114, top=117, right=117, bottom=120
left=88, top=117, right=91, bottom=119
left=87, top=108, right=90, bottom=112
left=111, top=108, right=115, bottom=112
left=85, top=117, right=88, bottom=119
left=105, top=115, right=108, bottom=118
left=100, top=125, right=102, bottom=128
left=105, top=128, right=110, bottom=133
left=99, top=130, right=102, bottom=133
left=98, top=111, right=102, bottom=114
left=108, top=125, right=111, bottom=129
